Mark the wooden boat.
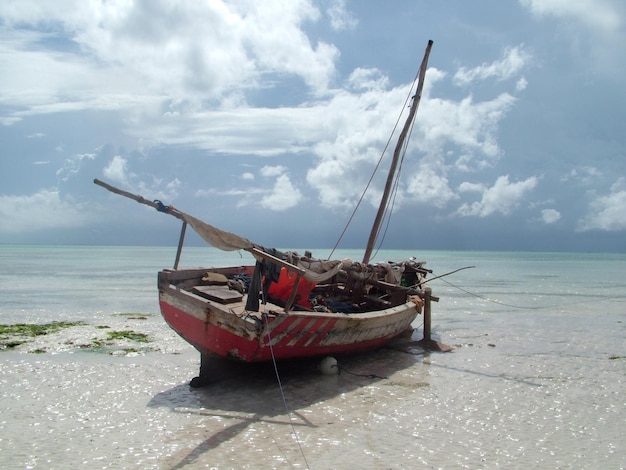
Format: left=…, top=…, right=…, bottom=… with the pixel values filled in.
left=95, top=40, right=441, bottom=385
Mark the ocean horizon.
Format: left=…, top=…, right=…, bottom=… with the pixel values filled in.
left=3, top=241, right=625, bottom=253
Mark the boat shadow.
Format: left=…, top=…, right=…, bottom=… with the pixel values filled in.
left=148, top=344, right=425, bottom=412
left=147, top=343, right=428, bottom=469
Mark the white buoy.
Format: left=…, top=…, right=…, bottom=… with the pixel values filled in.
left=319, top=356, right=339, bottom=375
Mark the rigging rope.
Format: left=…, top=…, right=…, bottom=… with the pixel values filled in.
left=335, top=363, right=388, bottom=380
left=437, top=276, right=622, bottom=310
left=262, top=305, right=310, bottom=469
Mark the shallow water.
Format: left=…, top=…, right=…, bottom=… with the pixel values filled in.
left=0, top=246, right=624, bottom=468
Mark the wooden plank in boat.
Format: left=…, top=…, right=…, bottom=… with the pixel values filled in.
left=192, top=286, right=243, bottom=304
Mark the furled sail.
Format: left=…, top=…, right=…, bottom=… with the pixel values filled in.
left=180, top=212, right=253, bottom=252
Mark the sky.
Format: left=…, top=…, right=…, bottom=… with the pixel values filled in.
left=1, top=0, right=625, bottom=253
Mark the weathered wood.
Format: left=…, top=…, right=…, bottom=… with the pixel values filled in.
left=423, top=286, right=432, bottom=341
left=250, top=247, right=306, bottom=276
left=174, top=221, right=187, bottom=270
left=94, top=178, right=184, bottom=220
left=192, top=286, right=243, bottom=304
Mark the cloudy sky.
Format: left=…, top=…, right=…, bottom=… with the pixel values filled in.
left=1, top=0, right=625, bottom=253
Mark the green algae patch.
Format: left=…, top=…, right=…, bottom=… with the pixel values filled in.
left=0, top=322, right=85, bottom=351
left=106, top=330, right=150, bottom=343
left=111, top=313, right=154, bottom=320
left=82, top=329, right=154, bottom=355
left=1, top=322, right=156, bottom=355
left=0, top=321, right=85, bottom=337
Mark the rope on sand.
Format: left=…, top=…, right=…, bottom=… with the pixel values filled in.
left=263, top=308, right=311, bottom=470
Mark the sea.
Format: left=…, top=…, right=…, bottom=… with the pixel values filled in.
left=0, top=244, right=624, bottom=469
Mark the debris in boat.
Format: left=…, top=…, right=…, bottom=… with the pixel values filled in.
left=409, top=295, right=424, bottom=312
left=201, top=272, right=229, bottom=284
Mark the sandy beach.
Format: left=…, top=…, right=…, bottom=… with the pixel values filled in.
left=1, top=305, right=624, bottom=469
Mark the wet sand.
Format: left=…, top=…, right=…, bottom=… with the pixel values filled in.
left=1, top=309, right=624, bottom=469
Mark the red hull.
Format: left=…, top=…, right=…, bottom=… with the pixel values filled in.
left=159, top=298, right=417, bottom=363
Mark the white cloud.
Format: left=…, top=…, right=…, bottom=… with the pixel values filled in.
left=406, top=164, right=457, bottom=208
left=420, top=92, right=517, bottom=165
left=142, top=178, right=181, bottom=204
left=1, top=3, right=524, bottom=220
left=0, top=29, right=152, bottom=122
left=456, top=175, right=538, bottom=217
left=0, top=189, right=91, bottom=233
left=577, top=178, right=626, bottom=231
left=326, top=0, right=358, bottom=31
left=303, top=59, right=521, bottom=212
left=56, top=153, right=96, bottom=182
left=100, top=156, right=179, bottom=204
left=346, top=68, right=389, bottom=92
left=519, top=0, right=626, bottom=75
left=458, top=181, right=485, bottom=193
left=541, top=208, right=561, bottom=224
left=260, top=174, right=303, bottom=211
left=261, top=165, right=288, bottom=178
left=562, top=166, right=602, bottom=185
left=103, top=156, right=130, bottom=185
left=453, top=46, right=530, bottom=85
left=306, top=157, right=355, bottom=209
left=519, top=0, right=622, bottom=32
left=218, top=166, right=302, bottom=211
left=0, top=0, right=339, bottom=125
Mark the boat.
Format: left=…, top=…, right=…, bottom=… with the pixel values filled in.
left=95, top=40, right=443, bottom=386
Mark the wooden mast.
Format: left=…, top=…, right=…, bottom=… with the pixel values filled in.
left=362, top=40, right=433, bottom=265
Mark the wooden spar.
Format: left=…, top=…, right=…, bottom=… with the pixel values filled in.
left=94, top=179, right=305, bottom=273
left=93, top=178, right=184, bottom=221
left=174, top=221, right=187, bottom=270
left=362, top=40, right=433, bottom=265
left=249, top=247, right=306, bottom=276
